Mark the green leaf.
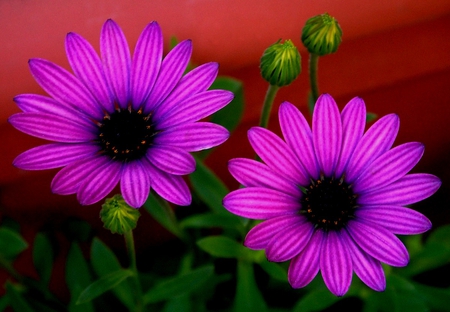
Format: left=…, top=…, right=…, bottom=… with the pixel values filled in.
left=76, top=269, right=133, bottom=305
left=386, top=274, right=428, bottom=312
left=66, top=243, right=94, bottom=312
left=0, top=295, right=9, bottom=311
left=32, top=233, right=53, bottom=286
left=234, top=260, right=268, bottom=312
left=189, top=158, right=229, bottom=215
left=0, top=228, right=28, bottom=258
left=90, top=238, right=134, bottom=310
left=144, top=193, right=184, bottom=238
left=293, top=287, right=341, bottom=312
left=258, top=258, right=287, bottom=281
left=143, top=265, right=214, bottom=304
left=209, top=76, right=244, bottom=135
left=197, top=236, right=260, bottom=261
left=180, top=212, right=243, bottom=231
left=366, top=112, right=377, bottom=123
left=5, top=282, right=34, bottom=312
left=412, top=282, right=450, bottom=311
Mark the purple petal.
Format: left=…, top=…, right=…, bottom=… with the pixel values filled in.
left=312, top=94, right=342, bottom=177
left=65, top=32, right=114, bottom=112
left=222, top=187, right=301, bottom=219
left=288, top=230, right=324, bottom=288
left=353, top=142, right=424, bottom=193
left=153, top=62, right=219, bottom=121
left=144, top=40, right=192, bottom=112
left=266, top=221, right=314, bottom=262
left=228, top=158, right=302, bottom=198
left=146, top=146, right=195, bottom=175
left=153, top=122, right=229, bottom=152
left=279, top=101, right=319, bottom=179
left=145, top=161, right=191, bottom=205
left=156, top=90, right=234, bottom=129
left=347, top=220, right=409, bottom=267
left=320, top=230, right=352, bottom=297
left=131, top=21, right=163, bottom=109
left=100, top=19, right=131, bottom=108
left=357, top=173, right=441, bottom=206
left=334, top=97, right=366, bottom=178
left=77, top=160, right=122, bottom=205
left=13, top=143, right=99, bottom=170
left=341, top=229, right=386, bottom=291
left=355, top=205, right=432, bottom=235
left=244, top=215, right=306, bottom=249
left=9, top=112, right=97, bottom=143
left=28, top=58, right=103, bottom=120
left=345, top=114, right=399, bottom=183
left=248, top=127, right=309, bottom=186
left=51, top=155, right=109, bottom=195
left=13, top=94, right=96, bottom=130
left=120, top=160, right=150, bottom=208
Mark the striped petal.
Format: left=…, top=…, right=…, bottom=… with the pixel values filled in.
left=131, top=21, right=163, bottom=109
left=355, top=205, right=432, bottom=235
left=100, top=19, right=131, bottom=108
left=13, top=143, right=99, bottom=170
left=347, top=220, right=409, bottom=267
left=320, top=230, right=352, bottom=297
left=353, top=142, right=424, bottom=193
left=144, top=40, right=192, bottom=112
left=279, top=101, right=319, bottom=180
left=244, top=215, right=307, bottom=250
left=248, top=127, right=309, bottom=185
left=65, top=32, right=114, bottom=112
left=9, top=112, right=96, bottom=143
left=288, top=230, right=324, bottom=288
left=120, top=160, right=151, bottom=208
left=358, top=173, right=441, bottom=206
left=312, top=94, right=342, bottom=177
left=334, top=97, right=366, bottom=177
left=345, top=114, right=399, bottom=183
left=146, top=146, right=195, bottom=175
left=153, top=122, right=229, bottom=152
left=222, top=187, right=301, bottom=219
left=228, top=158, right=302, bottom=198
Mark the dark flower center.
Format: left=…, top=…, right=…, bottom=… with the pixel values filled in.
left=301, top=176, right=356, bottom=231
left=97, top=107, right=155, bottom=161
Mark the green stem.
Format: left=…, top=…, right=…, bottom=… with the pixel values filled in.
left=259, top=84, right=280, bottom=129
left=124, top=230, right=143, bottom=312
left=309, top=53, right=320, bottom=104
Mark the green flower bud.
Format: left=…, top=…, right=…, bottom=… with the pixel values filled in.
left=260, top=39, right=301, bottom=87
left=301, top=13, right=342, bottom=56
left=100, top=194, right=140, bottom=235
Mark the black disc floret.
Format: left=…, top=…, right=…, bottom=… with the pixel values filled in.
left=301, top=175, right=356, bottom=231
left=97, top=107, right=155, bottom=161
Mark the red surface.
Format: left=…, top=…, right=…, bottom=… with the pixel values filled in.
left=1, top=0, right=450, bottom=301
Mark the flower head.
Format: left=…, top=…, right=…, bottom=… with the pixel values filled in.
left=260, top=39, right=301, bottom=87
left=9, top=19, right=233, bottom=208
left=223, top=94, right=440, bottom=296
left=301, top=13, right=342, bottom=56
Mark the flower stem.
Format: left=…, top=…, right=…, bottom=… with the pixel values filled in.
left=124, top=229, right=143, bottom=312
left=259, top=84, right=280, bottom=129
left=309, top=53, right=320, bottom=104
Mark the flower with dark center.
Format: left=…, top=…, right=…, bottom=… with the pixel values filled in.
left=223, top=94, right=440, bottom=296
left=9, top=19, right=233, bottom=208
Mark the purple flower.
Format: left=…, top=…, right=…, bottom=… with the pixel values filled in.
left=9, top=19, right=233, bottom=208
left=223, top=94, right=440, bottom=296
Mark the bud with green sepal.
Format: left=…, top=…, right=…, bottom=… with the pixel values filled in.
left=301, top=12, right=342, bottom=56
left=100, top=194, right=141, bottom=235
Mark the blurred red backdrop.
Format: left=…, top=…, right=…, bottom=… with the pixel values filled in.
left=1, top=0, right=450, bottom=301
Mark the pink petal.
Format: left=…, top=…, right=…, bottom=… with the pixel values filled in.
left=320, top=230, right=352, bottom=297
left=279, top=101, right=319, bottom=180
left=120, top=160, right=151, bottom=208
left=100, top=19, right=131, bottom=108
left=222, top=187, right=301, bottom=219
left=312, top=94, right=342, bottom=177
left=146, top=146, right=195, bottom=175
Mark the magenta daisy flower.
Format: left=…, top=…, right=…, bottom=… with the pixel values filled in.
left=223, top=94, right=440, bottom=296
left=9, top=19, right=233, bottom=208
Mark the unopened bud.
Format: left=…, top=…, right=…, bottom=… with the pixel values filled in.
left=301, top=13, right=342, bottom=56
left=100, top=194, right=140, bottom=235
